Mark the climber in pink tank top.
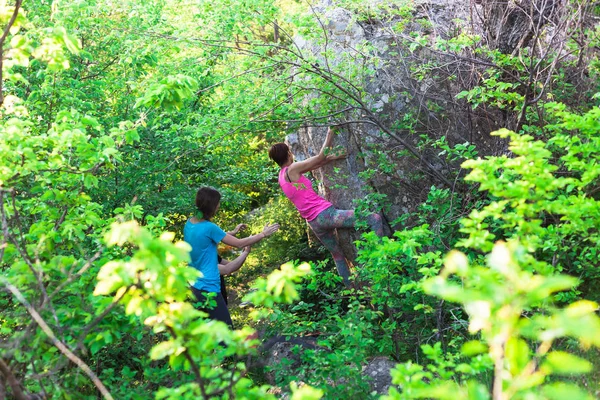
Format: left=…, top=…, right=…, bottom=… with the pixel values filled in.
left=269, top=127, right=384, bottom=286
left=278, top=166, right=332, bottom=221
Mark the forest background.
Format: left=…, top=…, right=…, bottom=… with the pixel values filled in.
left=1, top=0, right=600, bottom=399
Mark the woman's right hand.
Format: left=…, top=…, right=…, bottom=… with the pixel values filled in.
left=326, top=146, right=347, bottom=161
left=261, top=223, right=280, bottom=238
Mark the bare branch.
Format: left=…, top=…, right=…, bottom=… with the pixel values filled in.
left=195, top=63, right=277, bottom=95
left=1, top=280, right=114, bottom=400
left=307, top=0, right=333, bottom=74
left=76, top=288, right=127, bottom=352
left=0, top=358, right=29, bottom=400
left=0, top=189, right=10, bottom=264
left=248, top=106, right=357, bottom=126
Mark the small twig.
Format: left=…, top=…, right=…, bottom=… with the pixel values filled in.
left=76, top=288, right=127, bottom=352
left=0, top=0, right=23, bottom=106
left=195, top=64, right=277, bottom=95
left=307, top=1, right=333, bottom=74
left=30, top=359, right=49, bottom=399
left=248, top=107, right=357, bottom=126
left=49, top=250, right=103, bottom=299
left=53, top=207, right=69, bottom=231
left=165, top=326, right=205, bottom=396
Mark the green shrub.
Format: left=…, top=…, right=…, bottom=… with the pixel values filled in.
left=384, top=241, right=600, bottom=400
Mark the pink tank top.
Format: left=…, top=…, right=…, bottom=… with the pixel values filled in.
left=279, top=167, right=332, bottom=221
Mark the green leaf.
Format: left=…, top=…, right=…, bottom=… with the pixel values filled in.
left=541, top=383, right=594, bottom=400
left=149, top=341, right=176, bottom=360
left=461, top=341, right=488, bottom=357
left=466, top=380, right=490, bottom=400
left=542, top=351, right=593, bottom=375
left=290, top=382, right=323, bottom=400
left=505, top=338, right=530, bottom=376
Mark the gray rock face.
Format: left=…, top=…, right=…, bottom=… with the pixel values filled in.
left=287, top=1, right=476, bottom=213
left=261, top=336, right=320, bottom=385
left=362, top=356, right=398, bottom=395
left=286, top=0, right=574, bottom=270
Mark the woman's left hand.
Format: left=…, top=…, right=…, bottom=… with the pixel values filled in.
left=231, top=223, right=247, bottom=235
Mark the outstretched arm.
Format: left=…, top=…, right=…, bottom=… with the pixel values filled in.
left=221, top=223, right=279, bottom=248
left=287, top=127, right=340, bottom=181
left=219, top=247, right=251, bottom=275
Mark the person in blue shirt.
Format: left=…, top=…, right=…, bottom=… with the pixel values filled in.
left=184, top=187, right=279, bottom=328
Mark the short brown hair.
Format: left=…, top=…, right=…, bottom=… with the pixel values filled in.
left=269, top=143, right=290, bottom=167
left=195, top=187, right=221, bottom=220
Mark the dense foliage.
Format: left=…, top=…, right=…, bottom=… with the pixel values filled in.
left=1, top=0, right=600, bottom=399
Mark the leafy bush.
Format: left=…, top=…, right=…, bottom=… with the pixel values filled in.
left=460, top=107, right=600, bottom=289
left=384, top=241, right=600, bottom=400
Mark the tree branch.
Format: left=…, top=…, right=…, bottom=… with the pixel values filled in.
left=1, top=280, right=114, bottom=400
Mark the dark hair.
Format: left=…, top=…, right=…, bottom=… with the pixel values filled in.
left=268, top=143, right=290, bottom=167
left=195, top=187, right=221, bottom=220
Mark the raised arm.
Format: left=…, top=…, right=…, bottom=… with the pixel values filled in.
left=221, top=223, right=279, bottom=248
left=287, top=127, right=339, bottom=181
left=218, top=247, right=251, bottom=275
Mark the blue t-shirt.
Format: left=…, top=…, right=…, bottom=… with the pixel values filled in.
left=183, top=219, right=226, bottom=292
